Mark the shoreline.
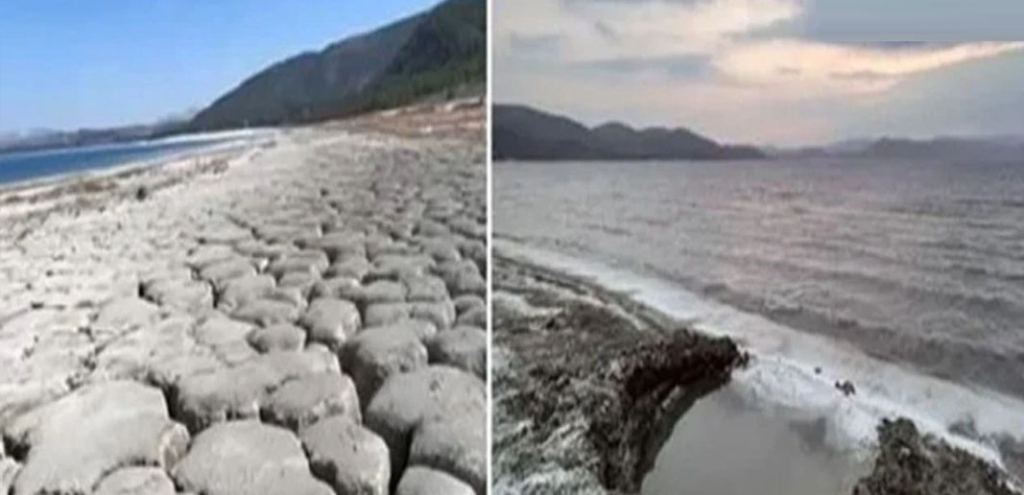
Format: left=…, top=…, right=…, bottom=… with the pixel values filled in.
left=0, top=128, right=270, bottom=161
left=0, top=135, right=274, bottom=244
left=493, top=238, right=1024, bottom=493
left=0, top=128, right=274, bottom=195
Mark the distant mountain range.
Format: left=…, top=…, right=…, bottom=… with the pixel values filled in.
left=771, top=136, right=1024, bottom=161
left=492, top=104, right=765, bottom=161
left=190, top=0, right=485, bottom=131
left=0, top=0, right=484, bottom=153
left=0, top=117, right=192, bottom=154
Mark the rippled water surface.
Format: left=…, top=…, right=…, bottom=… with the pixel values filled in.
left=495, top=158, right=1024, bottom=399
left=0, top=137, right=234, bottom=185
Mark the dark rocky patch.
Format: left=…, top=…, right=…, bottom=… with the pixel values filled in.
left=493, top=256, right=744, bottom=493
left=853, top=417, right=1019, bottom=495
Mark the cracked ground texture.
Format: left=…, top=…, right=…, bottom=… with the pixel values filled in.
left=0, top=109, right=486, bottom=495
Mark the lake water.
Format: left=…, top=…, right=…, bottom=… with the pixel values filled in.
left=494, top=157, right=1024, bottom=482
left=495, top=158, right=1024, bottom=399
left=0, top=135, right=238, bottom=185
left=643, top=385, right=868, bottom=495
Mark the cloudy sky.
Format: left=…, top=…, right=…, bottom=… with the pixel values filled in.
left=494, top=0, right=1024, bottom=146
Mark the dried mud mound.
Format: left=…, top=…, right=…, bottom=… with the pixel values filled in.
left=492, top=257, right=744, bottom=494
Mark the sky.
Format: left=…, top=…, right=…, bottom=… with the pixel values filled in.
left=0, top=0, right=436, bottom=135
left=495, top=0, right=1024, bottom=146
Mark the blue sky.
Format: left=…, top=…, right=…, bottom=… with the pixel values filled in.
left=0, top=0, right=436, bottom=134
left=495, top=0, right=1024, bottom=146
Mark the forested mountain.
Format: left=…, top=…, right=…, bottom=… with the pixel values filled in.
left=190, top=0, right=485, bottom=130
left=493, top=104, right=765, bottom=161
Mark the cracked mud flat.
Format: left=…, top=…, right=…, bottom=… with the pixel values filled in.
left=491, top=255, right=744, bottom=494
left=0, top=103, right=486, bottom=495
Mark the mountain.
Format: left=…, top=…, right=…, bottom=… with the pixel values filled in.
left=0, top=119, right=191, bottom=154
left=862, top=137, right=1024, bottom=160
left=190, top=0, right=485, bottom=131
left=772, top=136, right=1024, bottom=161
left=492, top=105, right=596, bottom=159
left=492, top=104, right=765, bottom=161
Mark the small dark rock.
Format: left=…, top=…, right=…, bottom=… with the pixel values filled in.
left=836, top=380, right=856, bottom=396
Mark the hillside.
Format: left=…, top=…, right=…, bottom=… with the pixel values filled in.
left=492, top=104, right=765, bottom=161
left=190, top=0, right=485, bottom=131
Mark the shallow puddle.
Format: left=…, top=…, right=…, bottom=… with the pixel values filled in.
left=643, top=385, right=869, bottom=495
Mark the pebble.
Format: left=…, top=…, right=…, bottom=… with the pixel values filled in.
left=301, top=415, right=391, bottom=495
left=261, top=372, right=361, bottom=430
left=172, top=420, right=333, bottom=495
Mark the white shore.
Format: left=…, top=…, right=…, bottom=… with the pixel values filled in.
left=0, top=128, right=274, bottom=195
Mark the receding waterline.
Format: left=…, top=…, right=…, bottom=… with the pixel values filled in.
left=495, top=239, right=1024, bottom=477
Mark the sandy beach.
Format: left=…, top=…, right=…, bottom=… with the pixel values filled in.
left=0, top=102, right=487, bottom=494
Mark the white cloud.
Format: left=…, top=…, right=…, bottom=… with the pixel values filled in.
left=497, top=0, right=802, bottom=61
left=714, top=40, right=1024, bottom=94
left=497, top=66, right=843, bottom=144
left=495, top=0, right=1024, bottom=144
